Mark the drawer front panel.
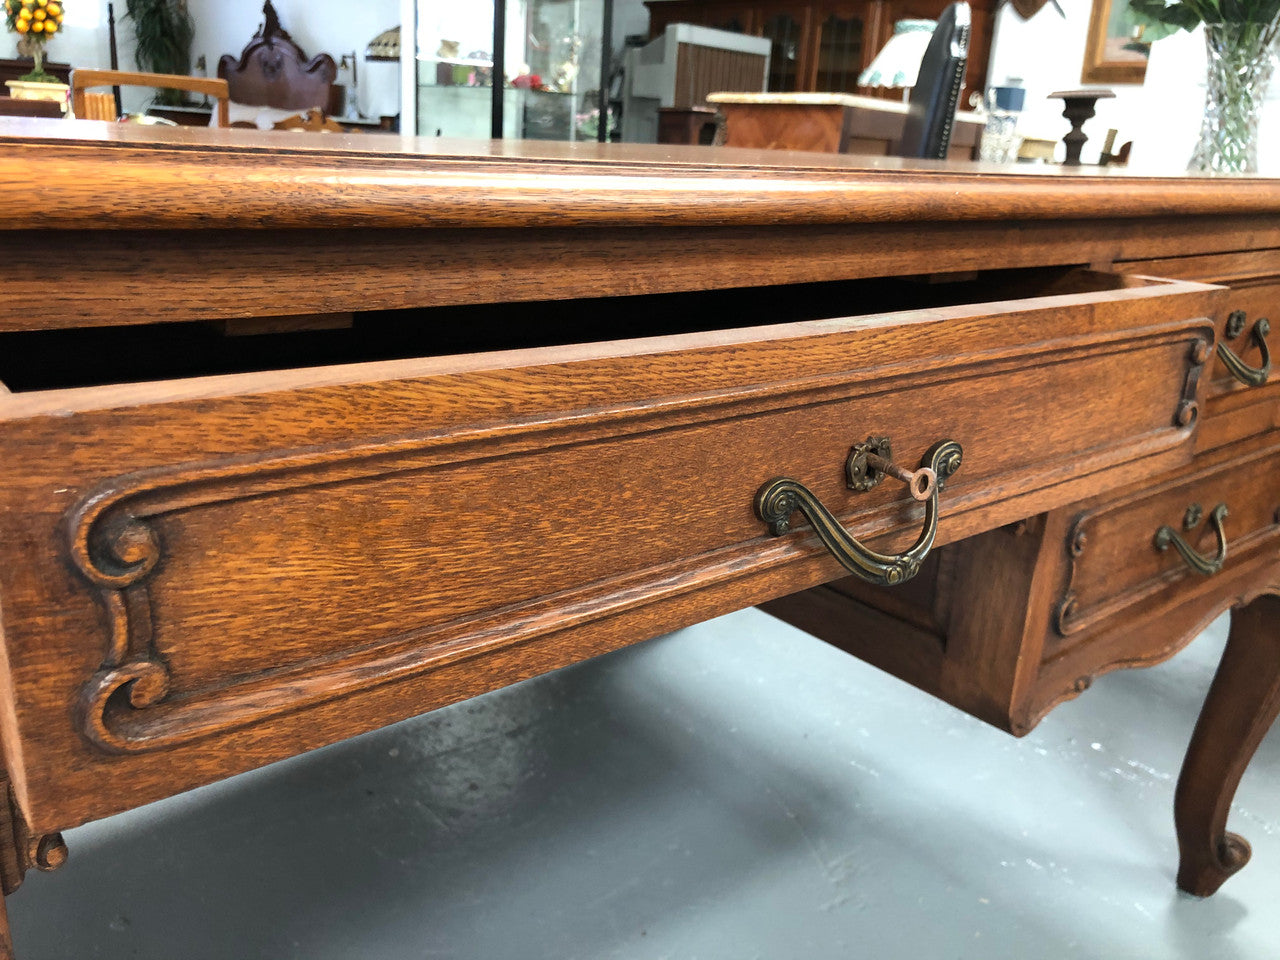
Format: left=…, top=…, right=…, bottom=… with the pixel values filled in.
left=0, top=279, right=1217, bottom=830
left=1116, top=253, right=1276, bottom=420
left=1053, top=436, right=1280, bottom=645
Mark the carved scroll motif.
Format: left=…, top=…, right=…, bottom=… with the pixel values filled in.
left=0, top=775, right=66, bottom=895
left=69, top=501, right=169, bottom=754
left=66, top=387, right=838, bottom=756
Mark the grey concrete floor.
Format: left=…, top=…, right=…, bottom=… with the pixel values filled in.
left=7, top=608, right=1278, bottom=959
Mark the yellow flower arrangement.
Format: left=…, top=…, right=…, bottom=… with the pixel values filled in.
left=5, top=0, right=65, bottom=81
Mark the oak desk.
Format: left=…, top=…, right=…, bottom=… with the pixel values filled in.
left=0, top=121, right=1277, bottom=956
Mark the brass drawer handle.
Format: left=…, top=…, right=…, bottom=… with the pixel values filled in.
left=755, top=438, right=962, bottom=587
left=1155, top=502, right=1229, bottom=576
left=1218, top=312, right=1270, bottom=387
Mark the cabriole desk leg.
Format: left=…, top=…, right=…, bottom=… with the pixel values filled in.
left=0, top=897, right=11, bottom=960
left=0, top=768, right=69, bottom=959
left=1175, top=592, right=1280, bottom=896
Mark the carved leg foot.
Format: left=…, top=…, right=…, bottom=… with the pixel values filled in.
left=1175, top=593, right=1280, bottom=896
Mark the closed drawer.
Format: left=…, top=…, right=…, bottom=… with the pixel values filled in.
left=1052, top=433, right=1280, bottom=653
left=0, top=270, right=1218, bottom=832
left=1116, top=251, right=1278, bottom=449
left=1117, top=251, right=1275, bottom=393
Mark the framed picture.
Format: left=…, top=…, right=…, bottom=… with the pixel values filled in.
left=1081, top=0, right=1151, bottom=85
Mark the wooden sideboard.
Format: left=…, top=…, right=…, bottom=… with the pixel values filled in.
left=0, top=120, right=1278, bottom=955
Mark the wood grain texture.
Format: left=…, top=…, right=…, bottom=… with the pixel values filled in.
left=2, top=216, right=1275, bottom=335
left=6, top=127, right=1280, bottom=944
left=0, top=274, right=1215, bottom=830
left=2, top=122, right=1280, bottom=233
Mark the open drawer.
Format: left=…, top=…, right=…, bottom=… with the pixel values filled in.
left=0, top=269, right=1219, bottom=833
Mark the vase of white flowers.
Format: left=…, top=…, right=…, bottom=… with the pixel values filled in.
left=1131, top=0, right=1280, bottom=173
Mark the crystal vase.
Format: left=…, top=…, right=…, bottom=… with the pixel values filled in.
left=1189, top=20, right=1280, bottom=174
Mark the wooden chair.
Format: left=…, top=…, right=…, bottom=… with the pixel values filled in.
left=218, top=1, right=336, bottom=114
left=898, top=2, right=971, bottom=159
left=78, top=90, right=117, bottom=122
left=69, top=69, right=230, bottom=127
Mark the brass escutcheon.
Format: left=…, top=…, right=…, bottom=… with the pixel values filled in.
left=755, top=438, right=962, bottom=587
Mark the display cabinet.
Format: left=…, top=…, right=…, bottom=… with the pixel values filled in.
left=415, top=0, right=609, bottom=141
left=645, top=0, right=993, bottom=100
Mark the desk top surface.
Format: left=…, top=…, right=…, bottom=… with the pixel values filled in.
left=4, top=118, right=1280, bottom=232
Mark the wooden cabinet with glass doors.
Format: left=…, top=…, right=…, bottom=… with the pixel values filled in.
left=645, top=0, right=992, bottom=99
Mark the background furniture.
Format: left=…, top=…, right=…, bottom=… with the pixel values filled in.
left=69, top=69, right=230, bottom=126
left=413, top=0, right=611, bottom=142
left=623, top=23, right=771, bottom=143
left=75, top=91, right=117, bottom=123
left=645, top=0, right=994, bottom=100
left=218, top=1, right=336, bottom=123
left=0, top=121, right=1277, bottom=955
left=0, top=98, right=61, bottom=119
left=707, top=90, right=982, bottom=154
left=0, top=59, right=69, bottom=87
left=897, top=0, right=968, bottom=158
left=657, top=104, right=722, bottom=144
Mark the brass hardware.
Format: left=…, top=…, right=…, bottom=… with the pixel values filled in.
left=846, top=437, right=936, bottom=502
left=1155, top=502, right=1228, bottom=576
left=1183, top=502, right=1202, bottom=530
left=755, top=439, right=962, bottom=587
left=845, top=436, right=894, bottom=493
left=1225, top=309, right=1248, bottom=340
left=1218, top=315, right=1271, bottom=387
left=1174, top=338, right=1210, bottom=428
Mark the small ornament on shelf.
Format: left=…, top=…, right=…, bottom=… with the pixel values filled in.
left=5, top=0, right=65, bottom=82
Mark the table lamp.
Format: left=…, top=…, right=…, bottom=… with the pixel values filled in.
left=858, top=20, right=936, bottom=98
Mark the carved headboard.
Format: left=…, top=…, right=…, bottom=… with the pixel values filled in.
left=217, top=1, right=336, bottom=111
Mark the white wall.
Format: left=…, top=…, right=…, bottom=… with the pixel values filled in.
left=614, top=0, right=650, bottom=46
left=986, top=0, right=1280, bottom=171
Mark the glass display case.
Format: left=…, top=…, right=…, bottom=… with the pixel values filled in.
left=415, top=0, right=609, bottom=141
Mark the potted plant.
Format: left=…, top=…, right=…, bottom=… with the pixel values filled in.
left=124, top=0, right=194, bottom=106
left=1129, top=0, right=1280, bottom=172
left=4, top=0, right=68, bottom=100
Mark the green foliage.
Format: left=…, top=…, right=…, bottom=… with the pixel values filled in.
left=1129, top=0, right=1280, bottom=40
left=123, top=0, right=195, bottom=105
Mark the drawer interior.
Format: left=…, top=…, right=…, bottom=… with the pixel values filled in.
left=0, top=266, right=1143, bottom=393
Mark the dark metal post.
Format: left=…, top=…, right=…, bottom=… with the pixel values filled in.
left=597, top=0, right=613, bottom=142
left=491, top=0, right=506, bottom=139
left=107, top=3, right=122, bottom=116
